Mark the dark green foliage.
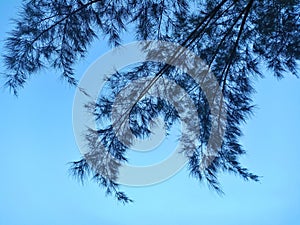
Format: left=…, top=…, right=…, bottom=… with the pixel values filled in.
left=2, top=0, right=299, bottom=202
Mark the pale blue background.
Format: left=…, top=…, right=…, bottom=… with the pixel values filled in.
left=0, top=1, right=299, bottom=225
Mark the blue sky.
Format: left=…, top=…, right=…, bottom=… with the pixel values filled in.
left=0, top=1, right=300, bottom=225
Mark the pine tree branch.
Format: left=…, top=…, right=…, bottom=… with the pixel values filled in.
left=109, top=0, right=231, bottom=145
left=29, top=0, right=103, bottom=46
left=221, top=0, right=254, bottom=93
left=208, top=5, right=246, bottom=68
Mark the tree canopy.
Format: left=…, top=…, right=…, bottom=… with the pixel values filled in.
left=2, top=0, right=299, bottom=203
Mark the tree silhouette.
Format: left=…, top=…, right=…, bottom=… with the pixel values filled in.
left=2, top=0, right=299, bottom=203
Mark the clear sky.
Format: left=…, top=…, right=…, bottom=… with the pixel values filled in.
left=0, top=1, right=300, bottom=225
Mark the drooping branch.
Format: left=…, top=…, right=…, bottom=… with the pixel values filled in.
left=102, top=0, right=231, bottom=154
left=29, top=0, right=102, bottom=45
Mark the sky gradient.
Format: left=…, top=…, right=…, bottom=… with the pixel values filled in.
left=0, top=1, right=300, bottom=225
